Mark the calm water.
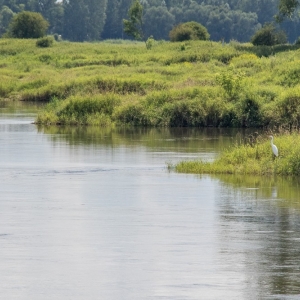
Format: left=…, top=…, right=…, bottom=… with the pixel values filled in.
left=1, top=104, right=300, bottom=300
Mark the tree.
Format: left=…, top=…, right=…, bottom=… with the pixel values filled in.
left=0, top=5, right=14, bottom=35
left=143, top=6, right=174, bottom=40
left=63, top=0, right=89, bottom=41
left=27, top=0, right=64, bottom=34
left=169, top=21, right=209, bottom=42
left=86, top=0, right=107, bottom=40
left=123, top=0, right=143, bottom=40
left=277, top=0, right=299, bottom=21
left=5, top=11, right=49, bottom=38
left=102, top=0, right=119, bottom=39
left=251, top=23, right=287, bottom=46
left=63, top=0, right=107, bottom=41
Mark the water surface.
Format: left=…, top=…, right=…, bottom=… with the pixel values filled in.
left=0, top=103, right=300, bottom=300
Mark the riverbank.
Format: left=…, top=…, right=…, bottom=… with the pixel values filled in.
left=176, top=133, right=300, bottom=175
left=1, top=38, right=300, bottom=127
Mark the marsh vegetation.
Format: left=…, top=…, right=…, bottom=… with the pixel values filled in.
left=2, top=38, right=300, bottom=128
left=175, top=132, right=300, bottom=176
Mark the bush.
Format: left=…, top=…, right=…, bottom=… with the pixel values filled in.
left=169, top=21, right=210, bottom=42
left=277, top=89, right=300, bottom=127
left=6, top=11, right=49, bottom=39
left=251, top=23, right=287, bottom=46
left=216, top=68, right=245, bottom=100
left=145, top=35, right=155, bottom=50
left=36, top=36, right=54, bottom=48
left=235, top=96, right=262, bottom=127
left=53, top=34, right=62, bottom=42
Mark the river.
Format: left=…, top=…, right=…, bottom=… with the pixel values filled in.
left=0, top=102, right=300, bottom=300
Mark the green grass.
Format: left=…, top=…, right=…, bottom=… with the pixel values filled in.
left=176, top=133, right=300, bottom=176
left=1, top=38, right=300, bottom=127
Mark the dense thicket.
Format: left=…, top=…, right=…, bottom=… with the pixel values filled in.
left=1, top=0, right=300, bottom=42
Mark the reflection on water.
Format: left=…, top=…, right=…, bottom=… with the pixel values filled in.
left=0, top=105, right=300, bottom=299
left=216, top=175, right=300, bottom=205
left=217, top=176, right=300, bottom=299
left=38, top=125, right=262, bottom=158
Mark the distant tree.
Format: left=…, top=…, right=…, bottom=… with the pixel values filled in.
left=251, top=23, right=287, bottom=45
left=5, top=11, right=49, bottom=38
left=205, top=7, right=260, bottom=42
left=102, top=0, right=119, bottom=39
left=87, top=0, right=107, bottom=40
left=276, top=0, right=299, bottom=21
left=232, top=11, right=260, bottom=42
left=0, top=5, right=14, bottom=35
left=63, top=0, right=107, bottom=41
left=169, top=21, right=209, bottom=42
left=123, top=0, right=144, bottom=40
left=47, top=3, right=64, bottom=34
left=0, top=0, right=21, bottom=13
left=27, top=0, right=64, bottom=34
left=143, top=6, right=174, bottom=40
left=169, top=6, right=184, bottom=24
left=63, top=0, right=89, bottom=41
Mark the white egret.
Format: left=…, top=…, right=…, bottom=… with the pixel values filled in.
left=269, top=135, right=278, bottom=157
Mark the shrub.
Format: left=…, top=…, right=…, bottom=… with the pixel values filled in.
left=53, top=94, right=120, bottom=125
left=216, top=68, right=245, bottom=100
left=235, top=96, right=263, bottom=127
left=169, top=22, right=210, bottom=42
left=145, top=35, right=155, bottom=50
left=53, top=34, right=62, bottom=42
left=251, top=23, right=287, bottom=46
left=6, top=11, right=49, bottom=38
left=114, top=104, right=147, bottom=126
left=36, top=36, right=54, bottom=48
left=277, top=89, right=300, bottom=127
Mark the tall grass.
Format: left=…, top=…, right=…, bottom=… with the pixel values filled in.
left=176, top=133, right=300, bottom=176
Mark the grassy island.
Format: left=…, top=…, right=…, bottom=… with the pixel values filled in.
left=176, top=133, right=300, bottom=176
left=1, top=38, right=300, bottom=127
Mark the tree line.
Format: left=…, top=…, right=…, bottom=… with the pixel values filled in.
left=1, top=0, right=300, bottom=42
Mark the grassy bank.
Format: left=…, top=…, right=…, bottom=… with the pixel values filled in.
left=1, top=38, right=300, bottom=127
left=176, top=133, right=300, bottom=175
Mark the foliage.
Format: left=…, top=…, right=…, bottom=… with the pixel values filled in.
left=295, top=36, right=300, bottom=44
left=0, top=6, right=14, bottom=36
left=40, top=94, right=120, bottom=125
left=169, top=21, right=209, bottom=42
left=123, top=0, right=143, bottom=40
left=53, top=33, right=62, bottom=41
left=251, top=23, right=287, bottom=46
left=276, top=0, right=299, bottom=22
left=145, top=35, right=155, bottom=49
left=216, top=68, right=245, bottom=100
left=3, top=39, right=300, bottom=129
left=170, top=2, right=262, bottom=42
left=5, top=11, right=49, bottom=38
left=175, top=133, right=300, bottom=176
left=36, top=36, right=54, bottom=47
left=1, top=0, right=300, bottom=43
left=143, top=6, right=175, bottom=40
left=62, top=0, right=107, bottom=41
